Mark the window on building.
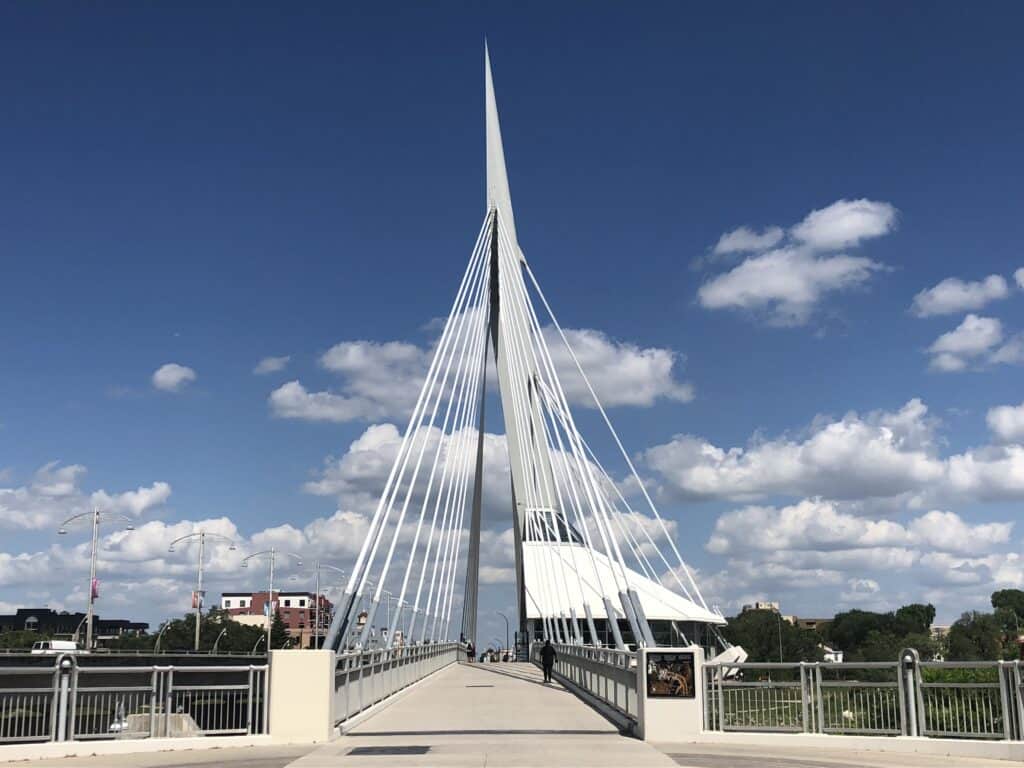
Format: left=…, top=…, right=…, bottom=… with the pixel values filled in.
left=299, top=599, right=306, bottom=607
left=224, top=600, right=231, bottom=608
left=284, top=599, right=291, bottom=607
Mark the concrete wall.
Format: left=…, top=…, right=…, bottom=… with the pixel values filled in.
left=268, top=649, right=335, bottom=743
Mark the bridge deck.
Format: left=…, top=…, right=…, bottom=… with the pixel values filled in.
left=291, top=661, right=674, bottom=767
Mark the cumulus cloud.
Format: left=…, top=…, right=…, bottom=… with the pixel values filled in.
left=253, top=356, right=290, bottom=375
left=271, top=327, right=692, bottom=424
left=911, top=274, right=1010, bottom=317
left=699, top=499, right=1018, bottom=615
left=697, top=199, right=895, bottom=326
left=927, top=315, right=1003, bottom=372
left=712, top=225, right=784, bottom=255
left=542, top=327, right=694, bottom=407
left=1015, top=268, right=1024, bottom=289
left=641, top=398, right=1024, bottom=507
left=987, top=401, right=1024, bottom=443
left=790, top=199, right=898, bottom=251
left=0, top=462, right=171, bottom=530
left=152, top=363, right=197, bottom=392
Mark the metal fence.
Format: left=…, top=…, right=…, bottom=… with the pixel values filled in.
left=333, top=642, right=461, bottom=725
left=0, top=655, right=268, bottom=744
left=534, top=643, right=639, bottom=722
left=704, top=651, right=1024, bottom=742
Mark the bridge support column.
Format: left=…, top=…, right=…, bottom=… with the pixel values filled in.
left=636, top=646, right=704, bottom=742
left=269, top=649, right=336, bottom=743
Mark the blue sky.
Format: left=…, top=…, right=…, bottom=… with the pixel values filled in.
left=1, top=3, right=1023, bottom=642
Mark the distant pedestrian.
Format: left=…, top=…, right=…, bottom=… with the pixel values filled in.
left=466, top=641, right=475, bottom=663
left=540, top=639, right=556, bottom=683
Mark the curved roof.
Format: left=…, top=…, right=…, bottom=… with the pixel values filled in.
left=522, top=542, right=725, bottom=625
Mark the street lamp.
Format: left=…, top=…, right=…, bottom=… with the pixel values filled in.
left=241, top=548, right=302, bottom=653
left=212, top=627, right=228, bottom=655
left=296, top=561, right=345, bottom=649
left=251, top=634, right=265, bottom=655
left=58, top=508, right=136, bottom=651
left=496, top=612, right=510, bottom=658
left=168, top=530, right=237, bottom=652
left=154, top=619, right=173, bottom=654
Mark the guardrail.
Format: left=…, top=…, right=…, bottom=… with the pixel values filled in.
left=704, top=652, right=1024, bottom=741
left=333, top=642, right=461, bottom=725
left=0, top=655, right=268, bottom=744
left=532, top=643, right=639, bottom=722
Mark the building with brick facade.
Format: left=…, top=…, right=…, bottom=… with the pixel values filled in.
left=220, top=591, right=332, bottom=648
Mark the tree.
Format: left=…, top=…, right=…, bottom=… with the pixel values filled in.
left=894, top=604, right=936, bottom=635
left=947, top=612, right=1003, bottom=660
left=721, top=610, right=823, bottom=662
left=270, top=610, right=289, bottom=649
left=991, top=589, right=1024, bottom=617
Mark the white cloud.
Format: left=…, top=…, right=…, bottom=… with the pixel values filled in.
left=697, top=199, right=895, bottom=326
left=0, top=462, right=171, bottom=530
left=1016, top=268, right=1024, bottom=290
left=927, top=315, right=1002, bottom=372
left=991, top=334, right=1024, bottom=366
left=271, top=327, right=691, bottom=424
left=911, top=274, right=1009, bottom=317
left=152, top=363, right=197, bottom=392
left=790, top=199, right=898, bottom=250
left=253, top=356, right=290, bottom=375
left=987, top=401, right=1024, bottom=443
left=542, top=327, right=694, bottom=407
left=698, top=247, right=884, bottom=326
left=712, top=225, right=784, bottom=255
left=643, top=399, right=943, bottom=502
left=642, top=398, right=1024, bottom=506
left=269, top=381, right=378, bottom=423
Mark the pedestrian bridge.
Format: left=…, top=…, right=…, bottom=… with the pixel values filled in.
left=293, top=662, right=672, bottom=767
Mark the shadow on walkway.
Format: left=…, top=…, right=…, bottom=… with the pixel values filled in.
left=467, top=661, right=572, bottom=693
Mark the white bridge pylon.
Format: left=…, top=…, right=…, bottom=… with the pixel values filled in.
left=324, top=47, right=722, bottom=654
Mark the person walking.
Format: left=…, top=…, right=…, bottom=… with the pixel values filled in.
left=540, top=638, right=556, bottom=683
left=466, top=641, right=475, bottom=663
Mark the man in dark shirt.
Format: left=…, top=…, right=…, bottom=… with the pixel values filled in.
left=540, top=639, right=556, bottom=683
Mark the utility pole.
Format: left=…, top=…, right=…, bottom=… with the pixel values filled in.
left=59, top=508, right=135, bottom=651
left=169, top=531, right=237, bottom=652
left=497, top=612, right=510, bottom=655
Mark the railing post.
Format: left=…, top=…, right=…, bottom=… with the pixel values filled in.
left=799, top=662, right=809, bottom=733
left=54, top=657, right=72, bottom=742
left=901, top=648, right=920, bottom=738
left=997, top=661, right=1012, bottom=741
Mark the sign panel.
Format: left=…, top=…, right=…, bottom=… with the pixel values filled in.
left=645, top=651, right=696, bottom=698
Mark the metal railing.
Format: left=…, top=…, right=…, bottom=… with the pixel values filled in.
left=704, top=652, right=1024, bottom=742
left=0, top=655, right=268, bottom=743
left=333, top=642, right=461, bottom=725
left=532, top=643, right=639, bottom=722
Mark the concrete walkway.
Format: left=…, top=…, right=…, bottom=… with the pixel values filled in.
left=289, top=661, right=675, bottom=767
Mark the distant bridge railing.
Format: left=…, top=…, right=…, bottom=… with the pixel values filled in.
left=333, top=642, right=461, bottom=725
left=0, top=655, right=268, bottom=744
left=531, top=643, right=638, bottom=723
left=704, top=653, right=1024, bottom=741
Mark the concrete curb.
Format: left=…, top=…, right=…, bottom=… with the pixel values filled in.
left=0, top=734, right=274, bottom=763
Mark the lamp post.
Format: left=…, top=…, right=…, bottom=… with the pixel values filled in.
left=496, top=612, right=510, bottom=657
left=302, top=561, right=345, bottom=649
left=58, top=508, right=135, bottom=651
left=251, top=634, right=265, bottom=655
left=168, top=531, right=237, bottom=652
left=154, top=619, right=172, bottom=654
left=241, top=548, right=302, bottom=653
left=212, top=627, right=228, bottom=655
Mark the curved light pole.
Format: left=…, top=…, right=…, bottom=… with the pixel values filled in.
left=169, top=531, right=237, bottom=652
left=154, top=619, right=173, bottom=654
left=58, top=509, right=135, bottom=651
left=241, top=548, right=302, bottom=653
left=71, top=615, right=89, bottom=646
left=251, top=634, right=265, bottom=655
left=212, top=627, right=228, bottom=655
